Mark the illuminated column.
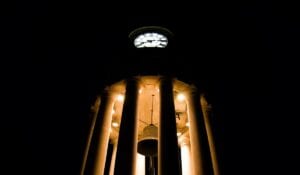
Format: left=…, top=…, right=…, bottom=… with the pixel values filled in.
left=83, top=89, right=115, bottom=175
left=201, top=96, right=220, bottom=175
left=136, top=154, right=146, bottom=175
left=80, top=96, right=101, bottom=175
left=109, top=139, right=118, bottom=175
left=114, top=78, right=139, bottom=175
left=159, top=77, right=181, bottom=175
left=187, top=87, right=214, bottom=175
left=180, top=136, right=192, bottom=175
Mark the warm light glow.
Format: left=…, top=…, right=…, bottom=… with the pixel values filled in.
left=112, top=122, right=119, bottom=127
left=82, top=77, right=217, bottom=175
left=181, top=143, right=192, bottom=175
left=177, top=93, right=185, bottom=102
left=116, top=94, right=124, bottom=102
left=136, top=153, right=145, bottom=175
left=134, top=32, right=168, bottom=48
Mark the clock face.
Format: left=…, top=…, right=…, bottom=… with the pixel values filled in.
left=134, top=32, right=168, bottom=48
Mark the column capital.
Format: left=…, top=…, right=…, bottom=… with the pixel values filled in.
left=90, top=96, right=101, bottom=112
left=158, top=75, right=175, bottom=83
left=110, top=138, right=118, bottom=145
left=101, top=87, right=115, bottom=98
left=186, top=84, right=199, bottom=94
left=124, top=77, right=142, bottom=94
left=179, top=135, right=190, bottom=147
left=200, top=95, right=213, bottom=112
left=126, top=76, right=142, bottom=84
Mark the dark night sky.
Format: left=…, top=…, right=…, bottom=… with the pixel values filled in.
left=1, top=0, right=296, bottom=174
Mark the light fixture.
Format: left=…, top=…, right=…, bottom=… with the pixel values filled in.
left=138, top=94, right=158, bottom=157
left=112, top=121, right=119, bottom=128
left=185, top=122, right=190, bottom=127
left=139, top=89, right=143, bottom=94
left=176, top=93, right=185, bottom=102
left=116, top=94, right=124, bottom=102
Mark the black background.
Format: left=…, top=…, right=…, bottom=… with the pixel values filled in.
left=1, top=0, right=295, bottom=174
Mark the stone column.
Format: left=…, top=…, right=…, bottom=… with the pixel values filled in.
left=83, top=89, right=115, bottom=175
left=187, top=87, right=214, bottom=175
left=136, top=153, right=146, bottom=175
left=80, top=96, right=101, bottom=175
left=179, top=136, right=192, bottom=175
left=109, top=139, right=118, bottom=175
left=158, top=77, right=181, bottom=175
left=201, top=95, right=220, bottom=175
left=114, top=78, right=139, bottom=175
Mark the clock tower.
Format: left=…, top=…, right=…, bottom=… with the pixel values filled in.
left=80, top=26, right=220, bottom=175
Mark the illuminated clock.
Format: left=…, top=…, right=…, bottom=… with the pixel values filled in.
left=134, top=32, right=168, bottom=48
left=129, top=26, right=172, bottom=49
